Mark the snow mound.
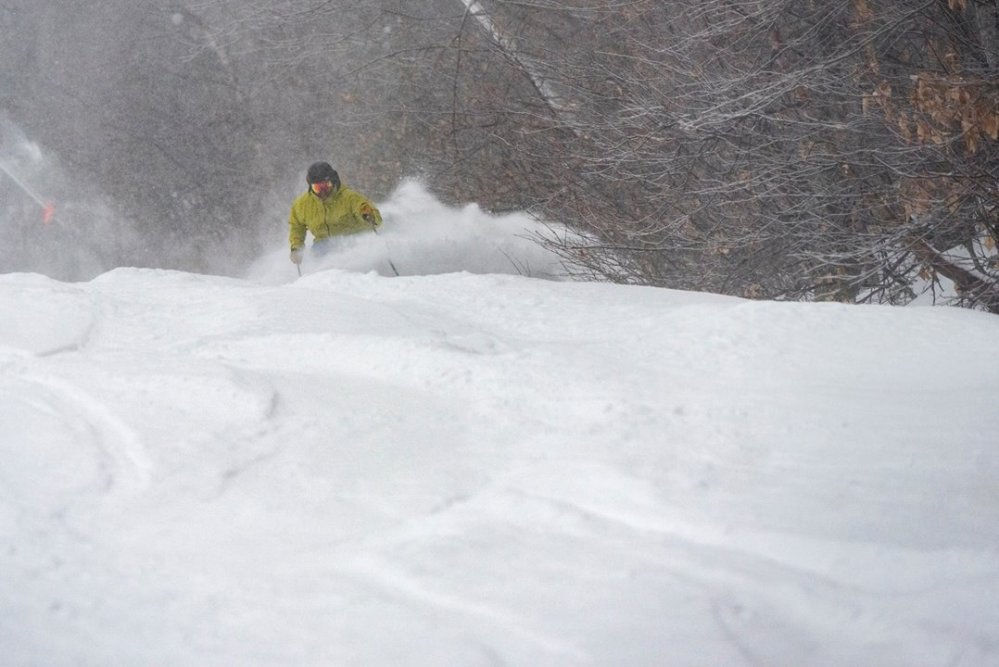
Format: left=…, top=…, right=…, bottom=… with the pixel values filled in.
left=1, top=260, right=998, bottom=666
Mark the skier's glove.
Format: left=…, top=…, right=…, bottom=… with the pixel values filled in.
left=290, top=248, right=304, bottom=265
left=360, top=204, right=379, bottom=228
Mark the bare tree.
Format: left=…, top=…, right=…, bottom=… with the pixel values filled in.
left=432, top=0, right=998, bottom=311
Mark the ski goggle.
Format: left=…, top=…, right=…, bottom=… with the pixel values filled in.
left=311, top=180, right=333, bottom=195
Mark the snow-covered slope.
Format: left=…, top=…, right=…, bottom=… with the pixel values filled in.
left=2, top=262, right=997, bottom=667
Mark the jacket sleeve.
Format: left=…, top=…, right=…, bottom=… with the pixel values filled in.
left=289, top=202, right=308, bottom=249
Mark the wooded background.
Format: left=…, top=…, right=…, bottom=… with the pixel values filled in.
left=1, top=1, right=996, bottom=311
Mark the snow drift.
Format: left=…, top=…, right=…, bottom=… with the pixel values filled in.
left=2, top=242, right=998, bottom=665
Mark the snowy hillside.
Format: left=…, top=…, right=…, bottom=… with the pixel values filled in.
left=2, top=186, right=999, bottom=667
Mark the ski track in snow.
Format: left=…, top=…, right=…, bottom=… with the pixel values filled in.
left=345, top=556, right=591, bottom=662
left=18, top=373, right=152, bottom=495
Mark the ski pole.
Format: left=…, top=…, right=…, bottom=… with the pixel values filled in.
left=366, top=215, right=399, bottom=276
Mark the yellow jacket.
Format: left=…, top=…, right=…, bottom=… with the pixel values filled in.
left=288, top=186, right=382, bottom=250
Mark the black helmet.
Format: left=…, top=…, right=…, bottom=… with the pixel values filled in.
left=306, top=161, right=340, bottom=187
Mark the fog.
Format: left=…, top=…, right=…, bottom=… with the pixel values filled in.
left=2, top=116, right=566, bottom=282
left=0, top=1, right=468, bottom=279
left=0, top=115, right=135, bottom=280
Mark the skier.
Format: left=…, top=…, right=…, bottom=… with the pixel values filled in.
left=288, top=161, right=383, bottom=266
